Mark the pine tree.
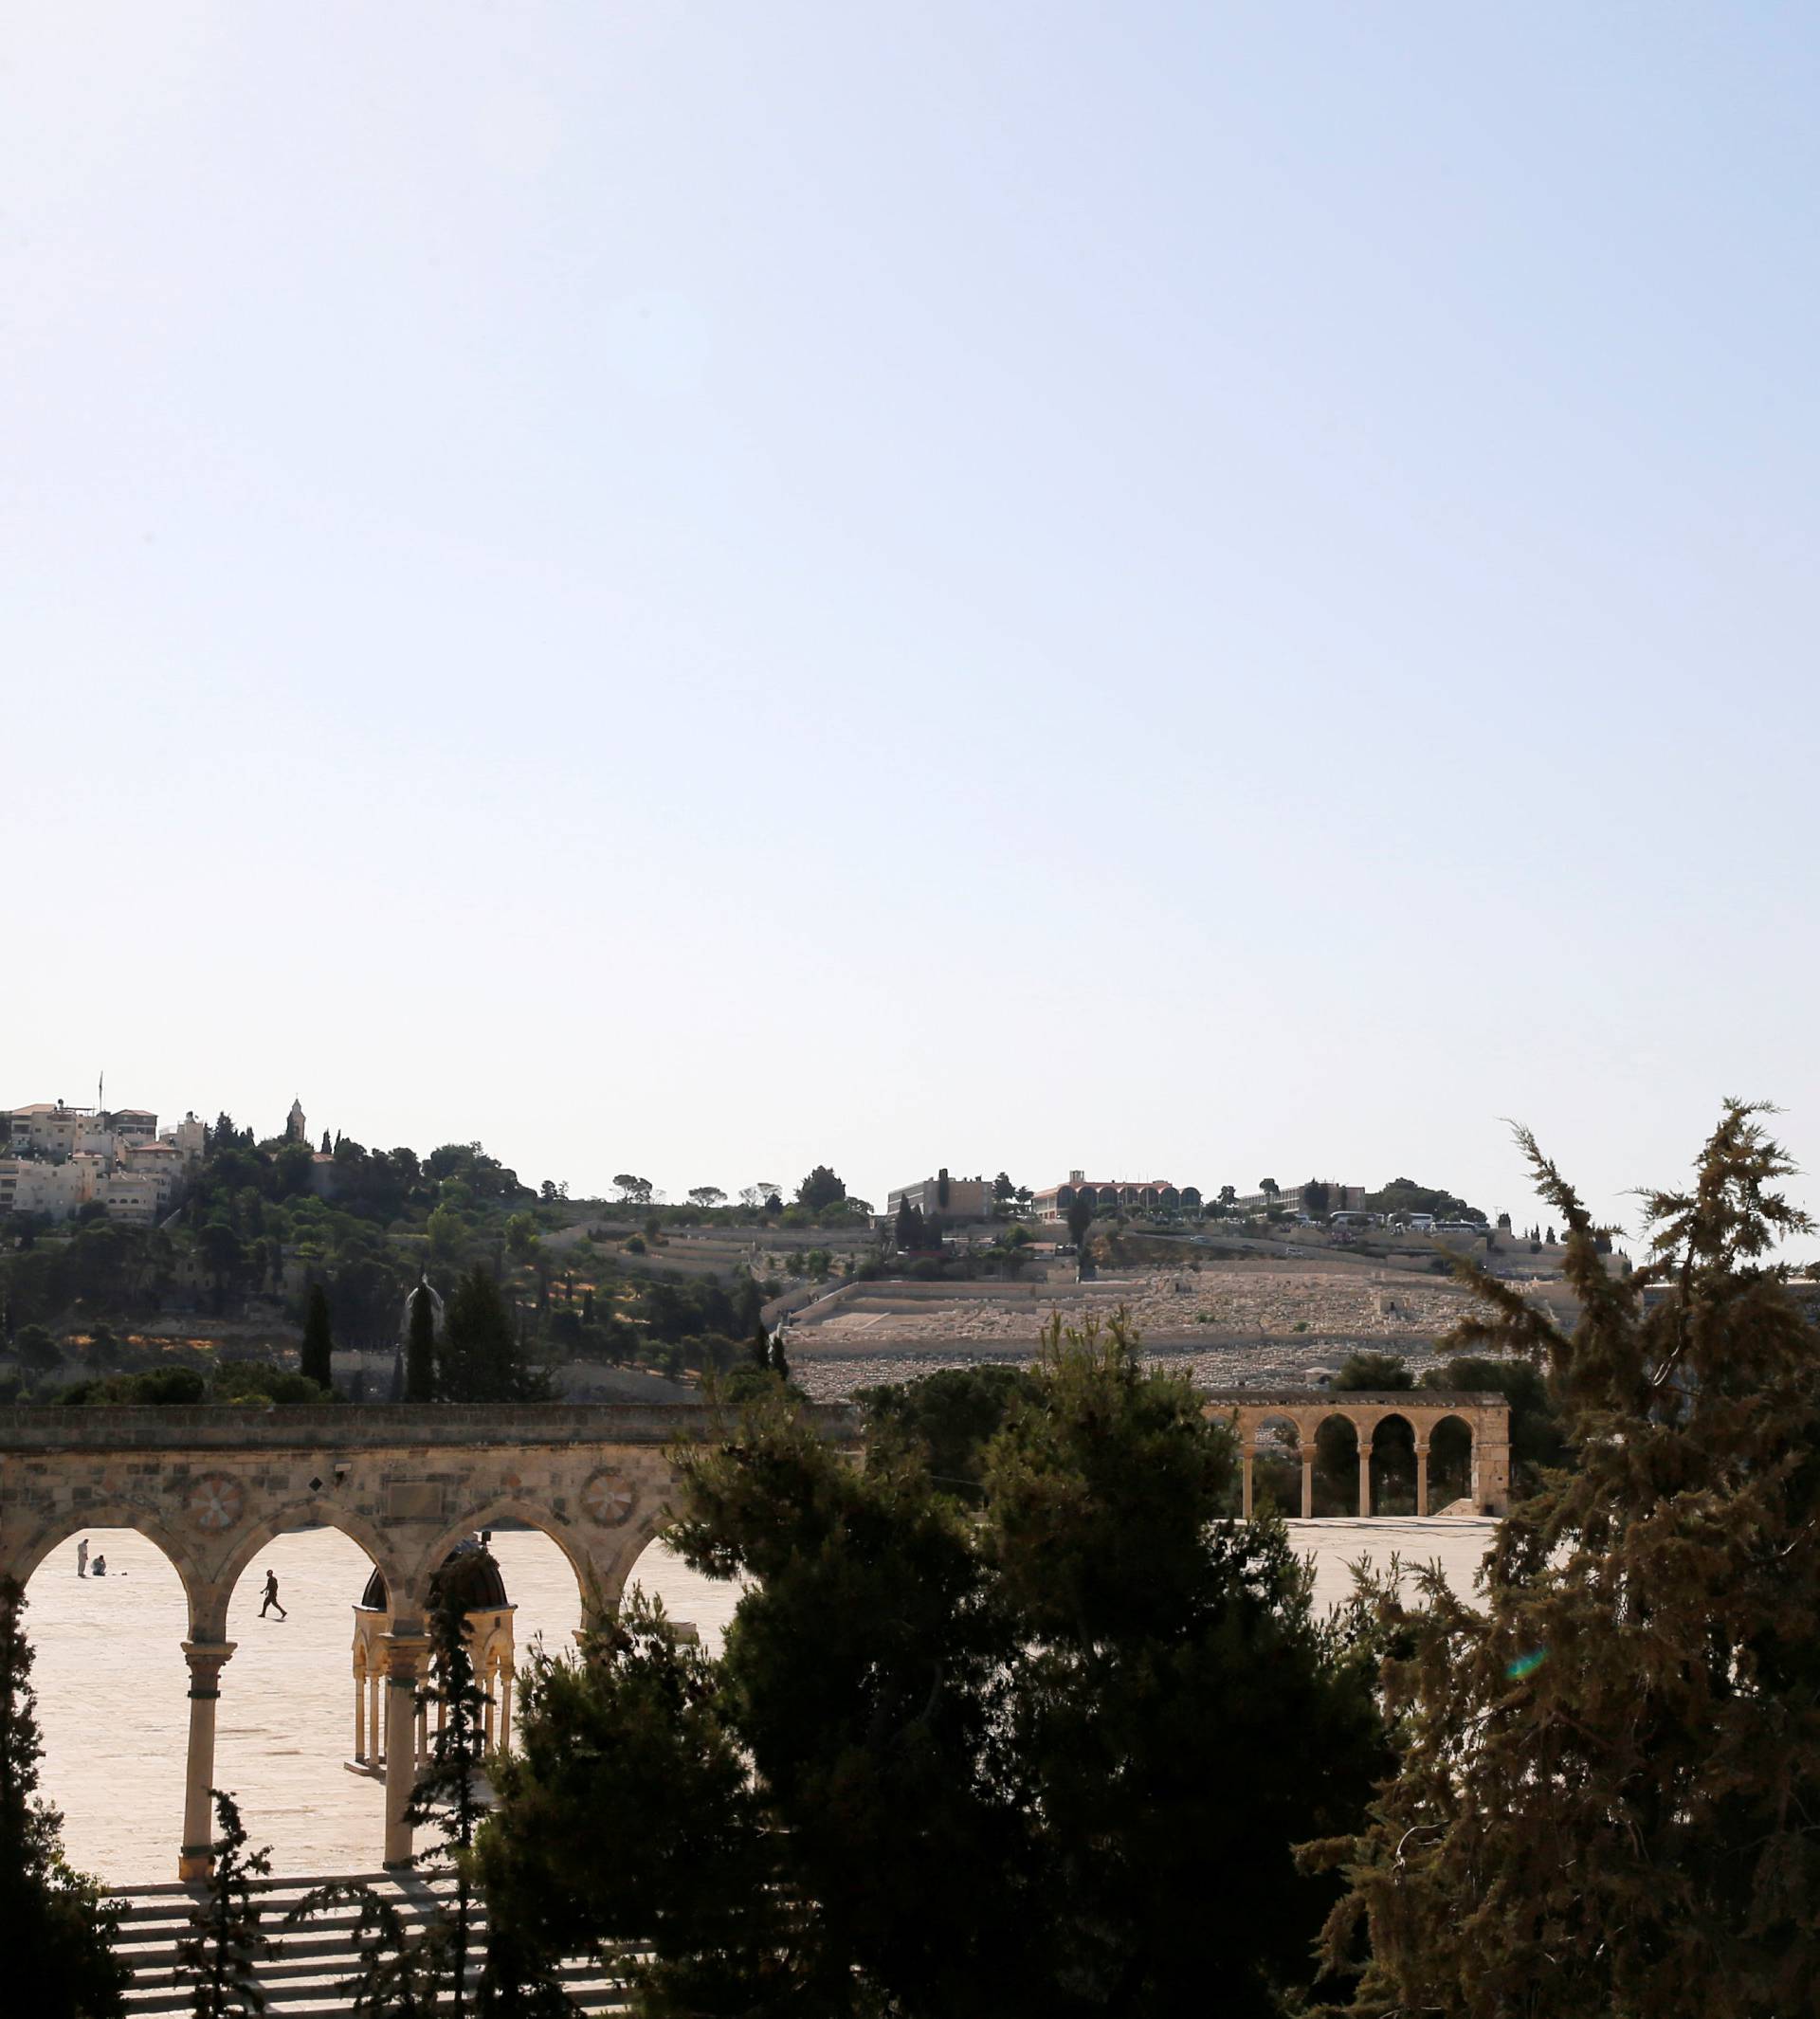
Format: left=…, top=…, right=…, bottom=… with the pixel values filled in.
left=175, top=1790, right=270, bottom=2017
left=405, top=1279, right=437, bottom=1404
left=0, top=1579, right=127, bottom=2017
left=1310, top=1103, right=1820, bottom=2018
left=299, top=1285, right=334, bottom=1391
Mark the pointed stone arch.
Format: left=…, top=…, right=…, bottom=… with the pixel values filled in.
left=7, top=1500, right=203, bottom=1612
left=202, top=1501, right=407, bottom=1641
left=410, top=1498, right=603, bottom=1622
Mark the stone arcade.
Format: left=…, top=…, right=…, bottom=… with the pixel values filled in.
left=0, top=1402, right=859, bottom=1878
left=1204, top=1388, right=1512, bottom=1518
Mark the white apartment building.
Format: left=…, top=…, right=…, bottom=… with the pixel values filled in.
left=0, top=1100, right=207, bottom=1224
left=0, top=1157, right=94, bottom=1220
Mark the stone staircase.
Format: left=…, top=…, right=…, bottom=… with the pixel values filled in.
left=111, top=1869, right=633, bottom=2013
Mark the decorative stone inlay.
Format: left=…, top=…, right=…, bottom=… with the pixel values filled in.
left=580, top=1468, right=634, bottom=1527
left=186, top=1473, right=246, bottom=1533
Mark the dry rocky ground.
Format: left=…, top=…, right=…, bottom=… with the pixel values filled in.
left=788, top=1260, right=1486, bottom=1356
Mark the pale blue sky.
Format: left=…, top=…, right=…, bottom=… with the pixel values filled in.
left=6, top=5, right=1816, bottom=1234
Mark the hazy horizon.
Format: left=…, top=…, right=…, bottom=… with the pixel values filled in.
left=9, top=7, right=1817, bottom=1246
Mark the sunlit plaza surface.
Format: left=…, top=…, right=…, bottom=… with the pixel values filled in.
left=29, top=1519, right=1498, bottom=1883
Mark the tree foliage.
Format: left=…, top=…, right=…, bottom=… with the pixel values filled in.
left=175, top=1789, right=271, bottom=2017
left=481, top=1315, right=1383, bottom=2016
left=1329, top=1352, right=1414, bottom=1393
left=1362, top=1175, right=1485, bottom=1224
left=793, top=1165, right=847, bottom=1213
left=299, top=1284, right=334, bottom=1391
left=437, top=1269, right=543, bottom=1405
left=410, top=1560, right=492, bottom=2014
left=856, top=1364, right=1031, bottom=1501
left=1310, top=1102, right=1820, bottom=2018
left=0, top=1579, right=126, bottom=2018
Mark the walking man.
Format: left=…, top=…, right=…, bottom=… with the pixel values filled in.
left=76, top=1537, right=88, bottom=1577
left=259, top=1569, right=287, bottom=1620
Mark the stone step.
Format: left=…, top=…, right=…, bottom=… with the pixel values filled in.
left=124, top=1962, right=630, bottom=2014
left=111, top=1867, right=632, bottom=2014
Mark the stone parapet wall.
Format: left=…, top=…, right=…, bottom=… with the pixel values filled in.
left=0, top=1401, right=859, bottom=1453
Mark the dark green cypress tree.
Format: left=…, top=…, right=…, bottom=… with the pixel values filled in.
left=175, top=1789, right=271, bottom=2016
left=748, top=1322, right=771, bottom=1373
left=299, top=1285, right=334, bottom=1392
left=0, top=1579, right=127, bottom=2016
left=440, top=1268, right=542, bottom=1405
left=768, top=1334, right=790, bottom=1384
left=406, top=1279, right=437, bottom=1404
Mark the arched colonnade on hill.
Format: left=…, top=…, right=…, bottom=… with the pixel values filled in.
left=1201, top=1388, right=1512, bottom=1519
left=0, top=1401, right=859, bottom=1879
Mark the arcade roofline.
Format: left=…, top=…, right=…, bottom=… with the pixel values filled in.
left=1199, top=1388, right=1507, bottom=1408
left=0, top=1400, right=863, bottom=1453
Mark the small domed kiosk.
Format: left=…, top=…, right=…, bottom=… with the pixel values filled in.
left=349, top=1537, right=517, bottom=1776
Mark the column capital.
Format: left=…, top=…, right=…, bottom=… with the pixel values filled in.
left=382, top=1633, right=428, bottom=1684
left=181, top=1640, right=236, bottom=1699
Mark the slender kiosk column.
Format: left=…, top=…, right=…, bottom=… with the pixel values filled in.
left=1415, top=1446, right=1430, bottom=1518
left=382, top=1632, right=428, bottom=1867
left=1241, top=1449, right=1255, bottom=1520
left=1357, top=1443, right=1374, bottom=1519
left=1299, top=1447, right=1314, bottom=1519
left=178, top=1641, right=236, bottom=1881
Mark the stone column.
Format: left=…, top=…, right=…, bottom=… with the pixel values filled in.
left=1300, top=1447, right=1314, bottom=1519
left=499, top=1665, right=513, bottom=1754
left=1240, top=1449, right=1254, bottom=1519
left=382, top=1632, right=428, bottom=1868
left=369, top=1673, right=381, bottom=1764
left=178, top=1641, right=236, bottom=1881
left=1357, top=1443, right=1374, bottom=1519
left=353, top=1670, right=366, bottom=1763
left=1415, top=1445, right=1429, bottom=1518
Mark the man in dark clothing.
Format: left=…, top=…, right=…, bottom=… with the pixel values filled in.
left=259, top=1569, right=287, bottom=1620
